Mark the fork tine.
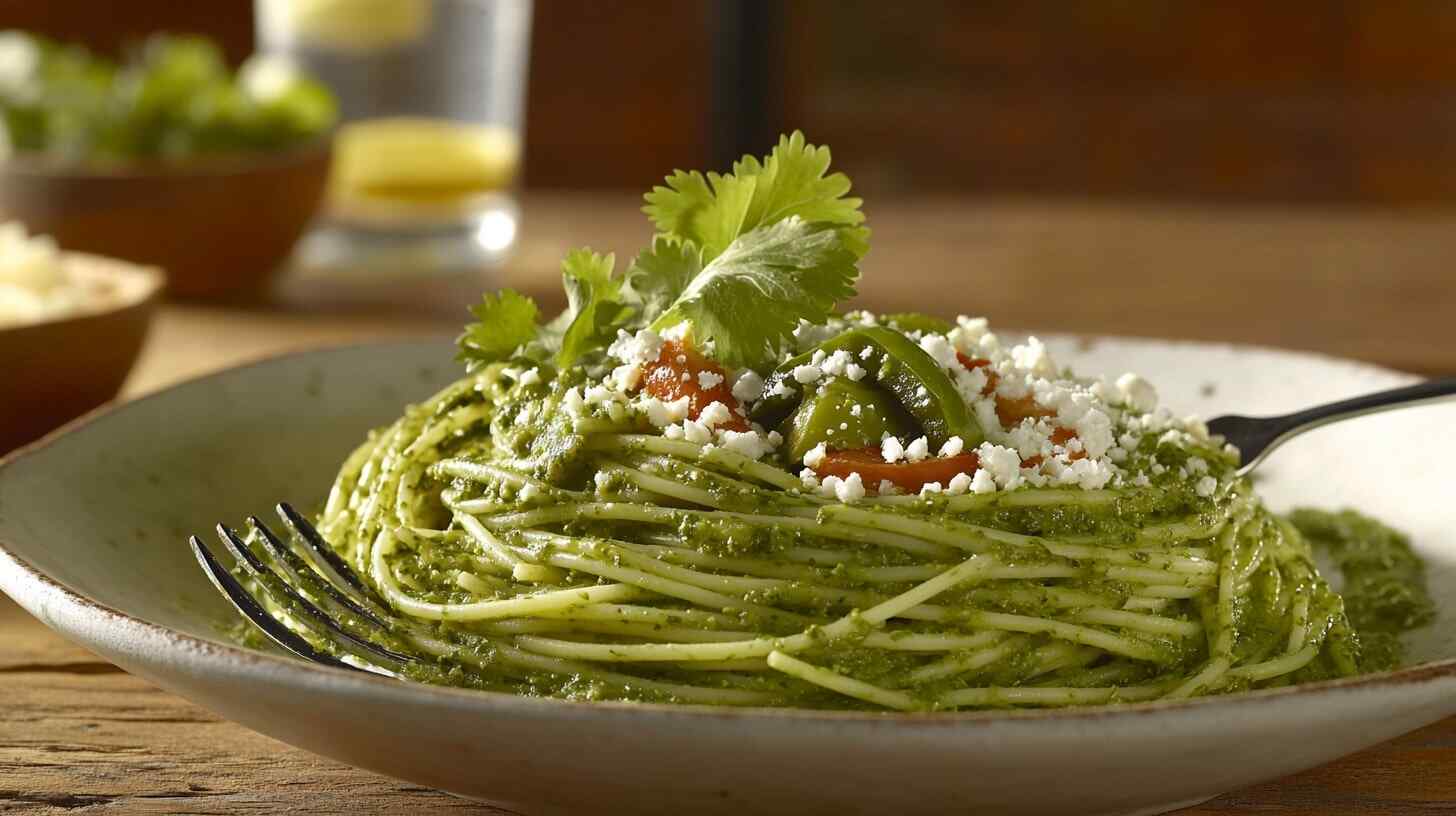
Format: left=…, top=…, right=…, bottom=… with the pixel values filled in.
left=276, top=502, right=387, bottom=608
left=248, top=516, right=392, bottom=628
left=215, top=523, right=417, bottom=670
left=190, top=535, right=360, bottom=672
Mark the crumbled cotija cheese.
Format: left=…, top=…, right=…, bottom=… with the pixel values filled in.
left=731, top=369, right=765, bottom=402
left=881, top=435, right=905, bottom=463
left=0, top=222, right=120, bottom=328
left=903, top=436, right=929, bottom=462
left=803, top=442, right=828, bottom=468
left=607, top=328, right=663, bottom=366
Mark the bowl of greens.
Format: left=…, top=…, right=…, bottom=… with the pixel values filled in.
left=0, top=32, right=337, bottom=300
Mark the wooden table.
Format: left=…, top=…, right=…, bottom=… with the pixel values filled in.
left=4, top=194, right=1455, bottom=813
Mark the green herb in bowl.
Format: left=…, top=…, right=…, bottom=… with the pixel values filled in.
left=0, top=31, right=336, bottom=162
left=0, top=33, right=337, bottom=299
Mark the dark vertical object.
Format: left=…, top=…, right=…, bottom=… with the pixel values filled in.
left=711, top=0, right=783, bottom=169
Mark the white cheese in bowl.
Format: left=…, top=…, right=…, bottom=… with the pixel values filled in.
left=0, top=223, right=129, bottom=328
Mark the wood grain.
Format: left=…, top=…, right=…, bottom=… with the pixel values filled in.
left=779, top=1, right=1456, bottom=205
left=5, top=194, right=1456, bottom=813
left=1, top=595, right=1452, bottom=815
left=0, top=598, right=514, bottom=814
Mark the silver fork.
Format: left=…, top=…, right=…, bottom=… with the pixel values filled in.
left=1206, top=377, right=1456, bottom=475
left=191, top=504, right=423, bottom=675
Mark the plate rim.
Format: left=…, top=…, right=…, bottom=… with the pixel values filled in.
left=2, top=334, right=1452, bottom=727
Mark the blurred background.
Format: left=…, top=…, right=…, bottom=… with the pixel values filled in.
left=3, top=0, right=1455, bottom=450
left=14, top=0, right=1456, bottom=203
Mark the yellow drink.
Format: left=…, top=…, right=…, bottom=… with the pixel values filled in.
left=256, top=0, right=531, bottom=269
left=328, top=117, right=521, bottom=223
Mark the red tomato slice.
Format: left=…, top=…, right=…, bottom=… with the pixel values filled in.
left=957, top=351, right=1083, bottom=463
left=957, top=350, right=1060, bottom=426
left=813, top=448, right=982, bottom=494
left=995, top=394, right=1056, bottom=426
left=956, top=352, right=992, bottom=371
left=641, top=340, right=750, bottom=431
left=1023, top=428, right=1082, bottom=468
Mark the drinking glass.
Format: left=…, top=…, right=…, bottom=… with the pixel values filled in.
left=255, top=0, right=531, bottom=275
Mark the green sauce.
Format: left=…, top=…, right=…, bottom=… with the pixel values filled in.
left=248, top=336, right=1437, bottom=711
left=1288, top=508, right=1435, bottom=671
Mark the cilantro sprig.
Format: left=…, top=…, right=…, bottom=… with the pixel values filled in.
left=646, top=216, right=858, bottom=367
left=557, top=249, right=633, bottom=368
left=456, top=131, right=866, bottom=372
left=457, top=289, right=538, bottom=367
left=644, top=131, right=868, bottom=262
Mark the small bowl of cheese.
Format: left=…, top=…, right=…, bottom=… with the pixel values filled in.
left=0, top=222, right=162, bottom=453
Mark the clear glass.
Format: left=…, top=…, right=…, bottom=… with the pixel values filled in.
left=255, top=0, right=531, bottom=276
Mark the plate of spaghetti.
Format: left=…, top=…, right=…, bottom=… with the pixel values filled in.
left=0, top=134, right=1450, bottom=816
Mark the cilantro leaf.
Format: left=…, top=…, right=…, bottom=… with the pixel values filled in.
left=622, top=236, right=701, bottom=325
left=652, top=216, right=859, bottom=369
left=643, top=131, right=866, bottom=261
left=455, top=133, right=870, bottom=377
left=456, top=288, right=539, bottom=370
left=556, top=248, right=633, bottom=368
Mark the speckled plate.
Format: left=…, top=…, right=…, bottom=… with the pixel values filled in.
left=0, top=337, right=1451, bottom=816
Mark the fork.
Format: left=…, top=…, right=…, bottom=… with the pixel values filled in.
left=191, top=504, right=422, bottom=676
left=195, top=378, right=1456, bottom=672
left=1206, top=376, right=1456, bottom=475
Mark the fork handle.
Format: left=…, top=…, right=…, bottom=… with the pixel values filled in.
left=1275, top=376, right=1456, bottom=432
left=1219, top=376, right=1456, bottom=473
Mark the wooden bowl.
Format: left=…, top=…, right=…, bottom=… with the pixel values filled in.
left=0, top=144, right=330, bottom=300
left=0, top=254, right=162, bottom=453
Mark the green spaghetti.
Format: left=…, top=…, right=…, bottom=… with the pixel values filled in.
left=305, top=133, right=1430, bottom=710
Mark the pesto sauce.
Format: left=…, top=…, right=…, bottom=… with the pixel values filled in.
left=285, top=349, right=1431, bottom=710
left=1288, top=508, right=1435, bottom=671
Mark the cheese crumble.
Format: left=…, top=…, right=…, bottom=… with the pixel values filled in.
left=595, top=311, right=1231, bottom=507
left=0, top=223, right=132, bottom=328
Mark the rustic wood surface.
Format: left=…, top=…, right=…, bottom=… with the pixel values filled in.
left=4, top=193, right=1455, bottom=813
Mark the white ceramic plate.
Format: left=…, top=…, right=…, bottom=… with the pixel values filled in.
left=1, top=337, right=1451, bottom=816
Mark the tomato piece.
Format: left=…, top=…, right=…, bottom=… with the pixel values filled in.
left=957, top=353, right=1057, bottom=426
left=641, top=340, right=750, bottom=431
left=956, top=352, right=998, bottom=392
left=813, top=447, right=982, bottom=494
left=1019, top=427, right=1085, bottom=469
left=1052, top=426, right=1087, bottom=461
left=955, top=351, right=1081, bottom=463
left=956, top=350, right=1007, bottom=400
left=992, top=394, right=1052, bottom=426
left=956, top=352, right=992, bottom=371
